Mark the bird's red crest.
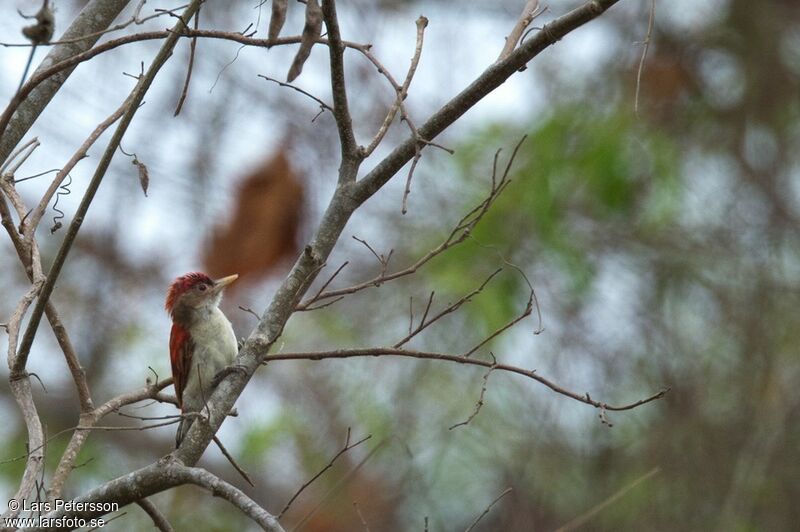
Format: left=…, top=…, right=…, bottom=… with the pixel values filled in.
left=165, top=272, right=213, bottom=312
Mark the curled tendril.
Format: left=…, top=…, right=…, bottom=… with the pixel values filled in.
left=50, top=173, right=72, bottom=234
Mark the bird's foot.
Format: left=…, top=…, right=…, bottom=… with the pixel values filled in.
left=211, top=364, right=250, bottom=388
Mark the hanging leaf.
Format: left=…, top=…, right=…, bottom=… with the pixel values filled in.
left=268, top=0, right=288, bottom=43
left=286, top=0, right=322, bottom=82
left=203, top=147, right=304, bottom=285
left=132, top=156, right=149, bottom=197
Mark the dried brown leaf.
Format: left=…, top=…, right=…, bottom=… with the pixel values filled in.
left=133, top=156, right=149, bottom=196
left=203, top=147, right=304, bottom=284
left=268, top=0, right=288, bottom=43
left=286, top=0, right=322, bottom=82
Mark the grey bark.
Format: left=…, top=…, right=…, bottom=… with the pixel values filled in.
left=0, top=0, right=132, bottom=166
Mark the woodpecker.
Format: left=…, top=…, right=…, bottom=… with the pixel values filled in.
left=165, top=272, right=238, bottom=447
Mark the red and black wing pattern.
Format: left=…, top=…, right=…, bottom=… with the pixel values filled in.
left=169, top=323, right=193, bottom=410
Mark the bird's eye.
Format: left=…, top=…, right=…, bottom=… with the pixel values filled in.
left=197, top=284, right=207, bottom=292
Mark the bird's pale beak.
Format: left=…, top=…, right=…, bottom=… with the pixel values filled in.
left=213, top=274, right=239, bottom=290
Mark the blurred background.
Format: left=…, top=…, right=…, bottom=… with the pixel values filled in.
left=1, top=0, right=799, bottom=530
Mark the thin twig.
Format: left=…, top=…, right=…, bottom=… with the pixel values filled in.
left=634, top=0, right=656, bottom=115
left=258, top=75, right=333, bottom=117
left=464, top=487, right=513, bottom=532
left=354, top=39, right=452, bottom=158
left=13, top=168, right=59, bottom=183
left=136, top=498, right=175, bottom=532
left=278, top=428, right=371, bottom=518
left=308, top=261, right=349, bottom=303
left=362, top=16, right=428, bottom=158
left=351, top=236, right=394, bottom=278
left=292, top=437, right=389, bottom=531
left=393, top=268, right=502, bottom=348
left=449, top=356, right=496, bottom=430
left=238, top=306, right=261, bottom=321
left=0, top=137, right=39, bottom=175
left=47, top=367, right=173, bottom=501
left=353, top=501, right=371, bottom=532
left=174, top=7, right=201, bottom=116
left=301, top=295, right=345, bottom=312
left=497, top=0, right=542, bottom=61
left=463, top=235, right=544, bottom=357
left=213, top=435, right=255, bottom=487
left=401, top=149, right=422, bottom=214
left=75, top=419, right=181, bottom=431
left=555, top=468, right=661, bottom=531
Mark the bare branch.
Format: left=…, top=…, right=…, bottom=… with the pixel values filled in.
left=393, top=268, right=502, bottom=348
left=212, top=435, right=255, bottom=487
left=0, top=0, right=133, bottom=166
left=497, top=0, right=542, bottom=61
left=25, top=92, right=133, bottom=240
left=464, top=487, right=512, bottom=532
left=12, top=0, right=203, bottom=378
left=297, top=141, right=518, bottom=310
left=0, top=137, right=39, bottom=176
left=1, top=376, right=45, bottom=522
left=179, top=466, right=286, bottom=531
left=95, top=377, right=174, bottom=418
left=239, top=305, right=261, bottom=322
left=362, top=16, right=429, bottom=158
left=292, top=437, right=389, bottom=530
left=449, top=356, right=496, bottom=430
left=464, top=235, right=544, bottom=357
left=0, top=280, right=44, bottom=522
left=258, top=75, right=333, bottom=117
left=554, top=468, right=661, bottom=531
left=634, top=0, right=656, bottom=115
left=48, top=377, right=173, bottom=501
left=33, top=1, right=632, bottom=521
left=136, top=498, right=175, bottom=532
left=401, top=148, right=422, bottom=214
left=4, top=281, right=42, bottom=364
left=306, top=261, right=349, bottom=304
left=279, top=428, right=372, bottom=518
left=301, top=295, right=346, bottom=312
left=3, top=172, right=94, bottom=414
left=0, top=1, right=182, bottom=49
left=352, top=32, right=453, bottom=159
left=264, top=348, right=669, bottom=412
left=174, top=8, right=201, bottom=116
left=354, top=0, right=622, bottom=203
left=353, top=501, right=371, bottom=532
left=321, top=0, right=360, bottom=170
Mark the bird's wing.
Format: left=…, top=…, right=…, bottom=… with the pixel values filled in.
left=169, top=323, right=193, bottom=410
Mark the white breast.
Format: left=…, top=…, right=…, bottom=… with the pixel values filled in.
left=182, top=308, right=237, bottom=413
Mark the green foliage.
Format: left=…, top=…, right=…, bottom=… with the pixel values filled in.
left=241, top=411, right=297, bottom=461
left=422, top=106, right=680, bottom=339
